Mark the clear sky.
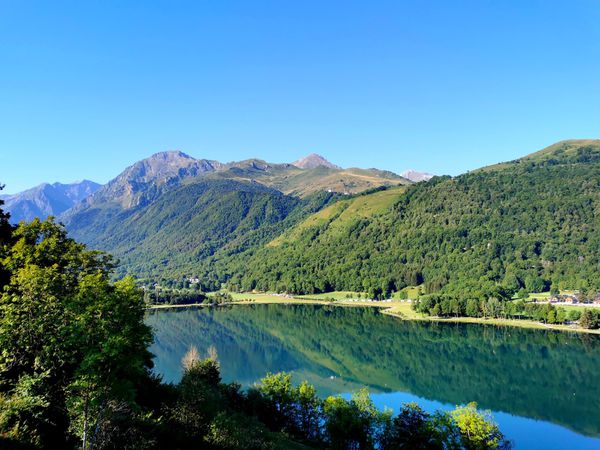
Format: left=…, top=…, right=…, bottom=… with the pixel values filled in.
left=1, top=0, right=599, bottom=193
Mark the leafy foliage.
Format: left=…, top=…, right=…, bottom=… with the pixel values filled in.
left=0, top=219, right=152, bottom=448
left=164, top=363, right=511, bottom=450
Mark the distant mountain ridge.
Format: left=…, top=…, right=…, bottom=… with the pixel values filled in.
left=401, top=170, right=434, bottom=182
left=1, top=180, right=100, bottom=223
left=85, top=151, right=223, bottom=208
left=7, top=151, right=419, bottom=218
left=65, top=151, right=409, bottom=214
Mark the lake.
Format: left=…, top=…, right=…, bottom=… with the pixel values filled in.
left=146, top=304, right=600, bottom=449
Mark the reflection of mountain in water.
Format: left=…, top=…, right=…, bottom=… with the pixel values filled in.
left=146, top=304, right=600, bottom=438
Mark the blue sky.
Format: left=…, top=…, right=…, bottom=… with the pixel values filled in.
left=1, top=0, right=599, bottom=193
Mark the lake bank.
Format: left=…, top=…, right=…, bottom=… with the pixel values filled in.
left=382, top=302, right=600, bottom=335
left=147, top=293, right=600, bottom=335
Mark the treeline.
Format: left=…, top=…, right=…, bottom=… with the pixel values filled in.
left=413, top=296, right=600, bottom=329
left=213, top=145, right=600, bottom=298
left=0, top=195, right=512, bottom=449
left=143, top=288, right=234, bottom=306
left=144, top=287, right=208, bottom=306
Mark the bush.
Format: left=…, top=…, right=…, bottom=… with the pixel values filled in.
left=579, top=309, right=599, bottom=329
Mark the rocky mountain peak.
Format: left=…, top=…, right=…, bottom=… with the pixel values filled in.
left=400, top=170, right=434, bottom=182
left=86, top=151, right=223, bottom=209
left=293, top=153, right=341, bottom=170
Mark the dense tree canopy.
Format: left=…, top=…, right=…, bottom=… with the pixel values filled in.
left=65, top=180, right=341, bottom=287
left=215, top=145, right=600, bottom=299
left=0, top=218, right=153, bottom=448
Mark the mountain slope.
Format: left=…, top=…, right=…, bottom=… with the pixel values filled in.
left=60, top=150, right=408, bottom=284
left=65, top=151, right=406, bottom=216
left=223, top=140, right=600, bottom=297
left=64, top=176, right=341, bottom=286
left=478, top=139, right=600, bottom=172
left=208, top=160, right=409, bottom=197
left=1, top=180, right=100, bottom=223
left=519, top=139, right=600, bottom=164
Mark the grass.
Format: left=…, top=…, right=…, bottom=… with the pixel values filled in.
left=392, top=286, right=422, bottom=299
left=296, top=291, right=366, bottom=300
left=226, top=292, right=291, bottom=302
left=382, top=302, right=600, bottom=334
left=525, top=292, right=552, bottom=300
left=382, top=302, right=425, bottom=320
left=267, top=201, right=348, bottom=247
left=268, top=186, right=406, bottom=246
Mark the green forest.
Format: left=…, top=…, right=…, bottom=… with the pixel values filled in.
left=0, top=195, right=512, bottom=449
left=215, top=141, right=600, bottom=302
left=66, top=179, right=342, bottom=291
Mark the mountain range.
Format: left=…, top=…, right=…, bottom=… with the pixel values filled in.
left=57, top=152, right=411, bottom=282
left=0, top=180, right=100, bottom=223
left=2, top=140, right=599, bottom=299
left=400, top=170, right=434, bottom=182
left=225, top=139, right=599, bottom=297
left=3, top=153, right=416, bottom=222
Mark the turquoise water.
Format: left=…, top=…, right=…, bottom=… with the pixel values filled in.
left=146, top=304, right=600, bottom=449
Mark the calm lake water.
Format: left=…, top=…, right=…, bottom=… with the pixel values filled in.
left=146, top=304, right=600, bottom=450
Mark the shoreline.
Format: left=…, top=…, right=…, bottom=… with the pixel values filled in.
left=380, top=307, right=600, bottom=335
left=147, top=297, right=600, bottom=335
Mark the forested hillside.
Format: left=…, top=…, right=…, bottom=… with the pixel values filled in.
left=220, top=140, right=600, bottom=298
left=61, top=151, right=407, bottom=288
left=66, top=179, right=341, bottom=288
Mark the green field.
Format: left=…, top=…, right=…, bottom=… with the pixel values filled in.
left=392, top=286, right=422, bottom=299
left=295, top=291, right=366, bottom=300
left=218, top=291, right=340, bottom=305
left=269, top=186, right=406, bottom=246
left=513, top=290, right=580, bottom=301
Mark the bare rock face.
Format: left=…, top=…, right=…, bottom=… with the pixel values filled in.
left=293, top=153, right=341, bottom=170
left=87, top=151, right=223, bottom=209
left=400, top=170, right=434, bottom=182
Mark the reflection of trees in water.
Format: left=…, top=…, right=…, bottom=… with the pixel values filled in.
left=147, top=304, right=600, bottom=437
left=147, top=306, right=326, bottom=385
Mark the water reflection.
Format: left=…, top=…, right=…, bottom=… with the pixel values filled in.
left=146, top=304, right=600, bottom=441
